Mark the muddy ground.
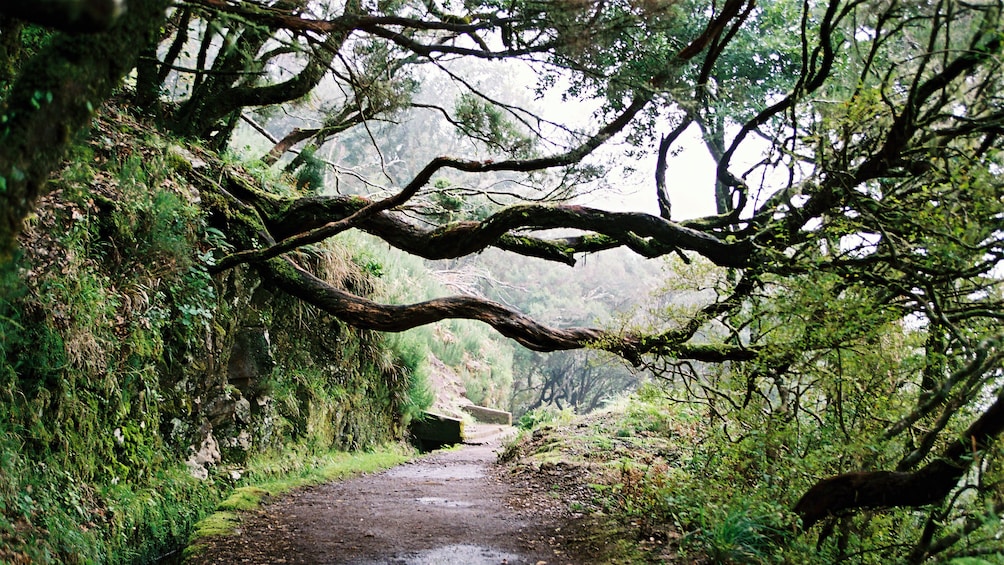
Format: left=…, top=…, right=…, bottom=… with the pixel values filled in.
left=185, top=427, right=603, bottom=565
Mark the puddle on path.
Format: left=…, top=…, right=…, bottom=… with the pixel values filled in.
left=383, top=463, right=485, bottom=480
left=415, top=496, right=473, bottom=508
left=351, top=543, right=523, bottom=565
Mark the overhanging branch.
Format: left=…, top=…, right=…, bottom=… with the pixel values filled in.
left=213, top=94, right=658, bottom=271
left=265, top=254, right=628, bottom=356
left=251, top=195, right=750, bottom=270
left=261, top=255, right=764, bottom=367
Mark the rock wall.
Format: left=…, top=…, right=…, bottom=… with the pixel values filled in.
left=0, top=108, right=417, bottom=563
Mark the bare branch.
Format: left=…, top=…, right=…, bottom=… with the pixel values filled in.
left=213, top=93, right=655, bottom=270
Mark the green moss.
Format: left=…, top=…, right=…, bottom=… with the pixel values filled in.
left=189, top=511, right=242, bottom=539
left=217, top=487, right=270, bottom=512
left=576, top=233, right=617, bottom=249
left=185, top=445, right=412, bottom=552
left=0, top=107, right=427, bottom=564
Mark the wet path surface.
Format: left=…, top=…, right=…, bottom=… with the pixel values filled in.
left=188, top=428, right=589, bottom=564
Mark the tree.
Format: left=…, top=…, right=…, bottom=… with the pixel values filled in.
left=0, top=0, right=168, bottom=256
left=2, top=0, right=1004, bottom=559
left=512, top=348, right=639, bottom=415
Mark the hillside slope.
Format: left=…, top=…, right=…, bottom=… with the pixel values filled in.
left=0, top=103, right=430, bottom=564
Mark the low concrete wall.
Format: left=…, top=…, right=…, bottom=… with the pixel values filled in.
left=461, top=405, right=512, bottom=426
left=410, top=412, right=464, bottom=450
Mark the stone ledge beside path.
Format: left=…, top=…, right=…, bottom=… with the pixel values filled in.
left=462, top=404, right=512, bottom=426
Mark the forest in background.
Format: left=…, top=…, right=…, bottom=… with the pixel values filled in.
left=1, top=0, right=1004, bottom=563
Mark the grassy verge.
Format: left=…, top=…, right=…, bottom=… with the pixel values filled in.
left=183, top=444, right=413, bottom=560
left=500, top=387, right=806, bottom=564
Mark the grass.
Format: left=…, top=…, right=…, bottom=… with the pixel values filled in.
left=184, top=444, right=413, bottom=558
left=501, top=387, right=800, bottom=564
left=699, top=503, right=789, bottom=564
left=217, top=487, right=270, bottom=512
left=189, top=512, right=241, bottom=539
left=243, top=446, right=412, bottom=492
left=333, top=230, right=516, bottom=409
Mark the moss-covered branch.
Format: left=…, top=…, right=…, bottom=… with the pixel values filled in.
left=795, top=378, right=1004, bottom=530
left=212, top=193, right=750, bottom=272
left=257, top=253, right=766, bottom=367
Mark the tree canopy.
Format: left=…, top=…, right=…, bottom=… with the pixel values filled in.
left=2, top=0, right=1004, bottom=560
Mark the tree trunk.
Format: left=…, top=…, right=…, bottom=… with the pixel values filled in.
left=0, top=0, right=168, bottom=256
left=0, top=16, right=24, bottom=84
left=0, top=0, right=125, bottom=33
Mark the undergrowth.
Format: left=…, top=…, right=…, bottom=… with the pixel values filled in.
left=0, top=107, right=432, bottom=563
left=507, top=375, right=1004, bottom=563
left=504, top=385, right=811, bottom=564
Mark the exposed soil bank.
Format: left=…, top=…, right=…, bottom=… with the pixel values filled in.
left=186, top=427, right=596, bottom=564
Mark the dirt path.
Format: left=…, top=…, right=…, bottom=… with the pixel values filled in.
left=186, top=427, right=595, bottom=565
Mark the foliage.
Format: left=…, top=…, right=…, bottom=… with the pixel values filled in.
left=337, top=230, right=516, bottom=409
left=0, top=135, right=223, bottom=562
left=0, top=21, right=52, bottom=91
left=0, top=445, right=219, bottom=565
left=462, top=247, right=660, bottom=416
left=0, top=109, right=429, bottom=563
left=506, top=387, right=808, bottom=563
left=515, top=405, right=576, bottom=431
left=511, top=347, right=640, bottom=416
left=2, top=0, right=1004, bottom=561
left=454, top=92, right=536, bottom=158
left=291, top=145, right=326, bottom=193
left=386, top=332, right=437, bottom=425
